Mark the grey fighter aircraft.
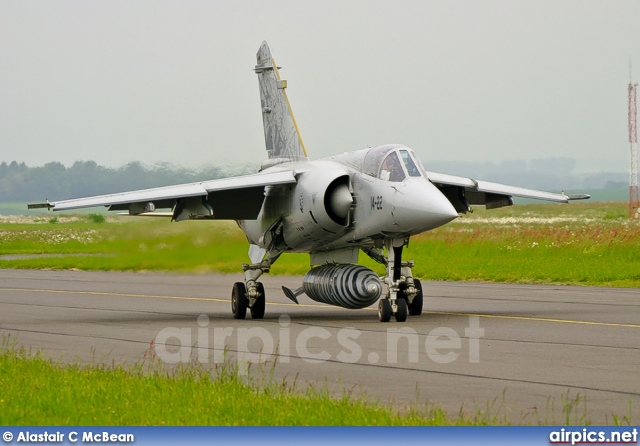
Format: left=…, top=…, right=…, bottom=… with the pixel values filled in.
left=29, top=41, right=589, bottom=322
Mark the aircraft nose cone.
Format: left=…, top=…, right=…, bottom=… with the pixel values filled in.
left=392, top=179, right=458, bottom=232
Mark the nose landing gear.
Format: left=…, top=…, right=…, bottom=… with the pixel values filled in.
left=364, top=238, right=424, bottom=322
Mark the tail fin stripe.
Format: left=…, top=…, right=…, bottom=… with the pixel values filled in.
left=271, top=58, right=308, bottom=158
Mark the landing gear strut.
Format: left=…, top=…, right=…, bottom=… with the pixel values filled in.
left=364, top=238, right=424, bottom=322
left=231, top=260, right=271, bottom=319
left=250, top=282, right=266, bottom=319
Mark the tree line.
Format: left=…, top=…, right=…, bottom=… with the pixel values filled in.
left=0, top=157, right=626, bottom=203
left=0, top=161, right=256, bottom=202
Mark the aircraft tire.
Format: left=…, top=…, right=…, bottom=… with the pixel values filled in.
left=250, top=282, right=266, bottom=319
left=232, top=282, right=248, bottom=319
left=408, top=279, right=423, bottom=316
left=395, top=297, right=408, bottom=322
left=378, top=299, right=392, bottom=322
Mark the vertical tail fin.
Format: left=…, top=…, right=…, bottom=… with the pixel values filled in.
left=255, top=41, right=308, bottom=161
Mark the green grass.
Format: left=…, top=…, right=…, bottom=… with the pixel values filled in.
left=1, top=202, right=640, bottom=287
left=0, top=343, right=485, bottom=426
left=0, top=214, right=308, bottom=273
left=407, top=202, right=640, bottom=287
left=2, top=341, right=626, bottom=426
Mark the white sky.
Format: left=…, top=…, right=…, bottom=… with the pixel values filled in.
left=1, top=0, right=639, bottom=173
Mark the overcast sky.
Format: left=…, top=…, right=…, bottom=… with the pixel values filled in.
left=1, top=1, right=640, bottom=174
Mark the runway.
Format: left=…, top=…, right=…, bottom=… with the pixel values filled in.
left=1, top=268, right=638, bottom=423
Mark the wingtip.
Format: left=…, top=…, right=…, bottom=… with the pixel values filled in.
left=27, top=201, right=53, bottom=210
left=565, top=194, right=591, bottom=201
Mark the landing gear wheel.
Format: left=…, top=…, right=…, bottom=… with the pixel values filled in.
left=395, top=297, right=408, bottom=322
left=397, top=283, right=408, bottom=301
left=408, top=279, right=423, bottom=316
left=250, top=282, right=266, bottom=319
left=378, top=299, right=392, bottom=322
left=231, top=282, right=248, bottom=319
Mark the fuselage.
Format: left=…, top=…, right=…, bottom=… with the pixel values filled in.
left=238, top=144, right=458, bottom=256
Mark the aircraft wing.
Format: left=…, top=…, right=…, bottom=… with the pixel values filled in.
left=426, top=171, right=589, bottom=212
left=28, top=170, right=297, bottom=221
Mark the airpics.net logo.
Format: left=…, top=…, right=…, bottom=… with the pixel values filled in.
left=152, top=314, right=484, bottom=371
left=549, top=428, right=638, bottom=445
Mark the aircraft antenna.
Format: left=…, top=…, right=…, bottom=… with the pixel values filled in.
left=629, top=59, right=639, bottom=218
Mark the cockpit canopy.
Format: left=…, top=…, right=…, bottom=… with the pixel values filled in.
left=362, top=145, right=426, bottom=182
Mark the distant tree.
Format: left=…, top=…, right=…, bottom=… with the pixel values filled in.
left=21, top=162, right=69, bottom=201
left=604, top=180, right=626, bottom=189
left=67, top=161, right=113, bottom=198
left=529, top=157, right=577, bottom=176
left=8, top=161, right=27, bottom=173
left=0, top=159, right=256, bottom=202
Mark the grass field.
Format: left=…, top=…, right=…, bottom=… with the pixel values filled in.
left=0, top=341, right=480, bottom=426
left=1, top=202, right=639, bottom=287
left=1, top=340, right=620, bottom=426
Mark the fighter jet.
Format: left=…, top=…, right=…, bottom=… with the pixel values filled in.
left=29, top=41, right=589, bottom=322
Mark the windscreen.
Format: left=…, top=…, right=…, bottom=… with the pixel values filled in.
left=399, top=150, right=422, bottom=177
left=379, top=151, right=406, bottom=182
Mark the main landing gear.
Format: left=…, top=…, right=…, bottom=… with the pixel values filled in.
left=231, top=261, right=270, bottom=319
left=365, top=238, right=424, bottom=323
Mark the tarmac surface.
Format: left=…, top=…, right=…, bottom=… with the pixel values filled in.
left=1, top=268, right=638, bottom=423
